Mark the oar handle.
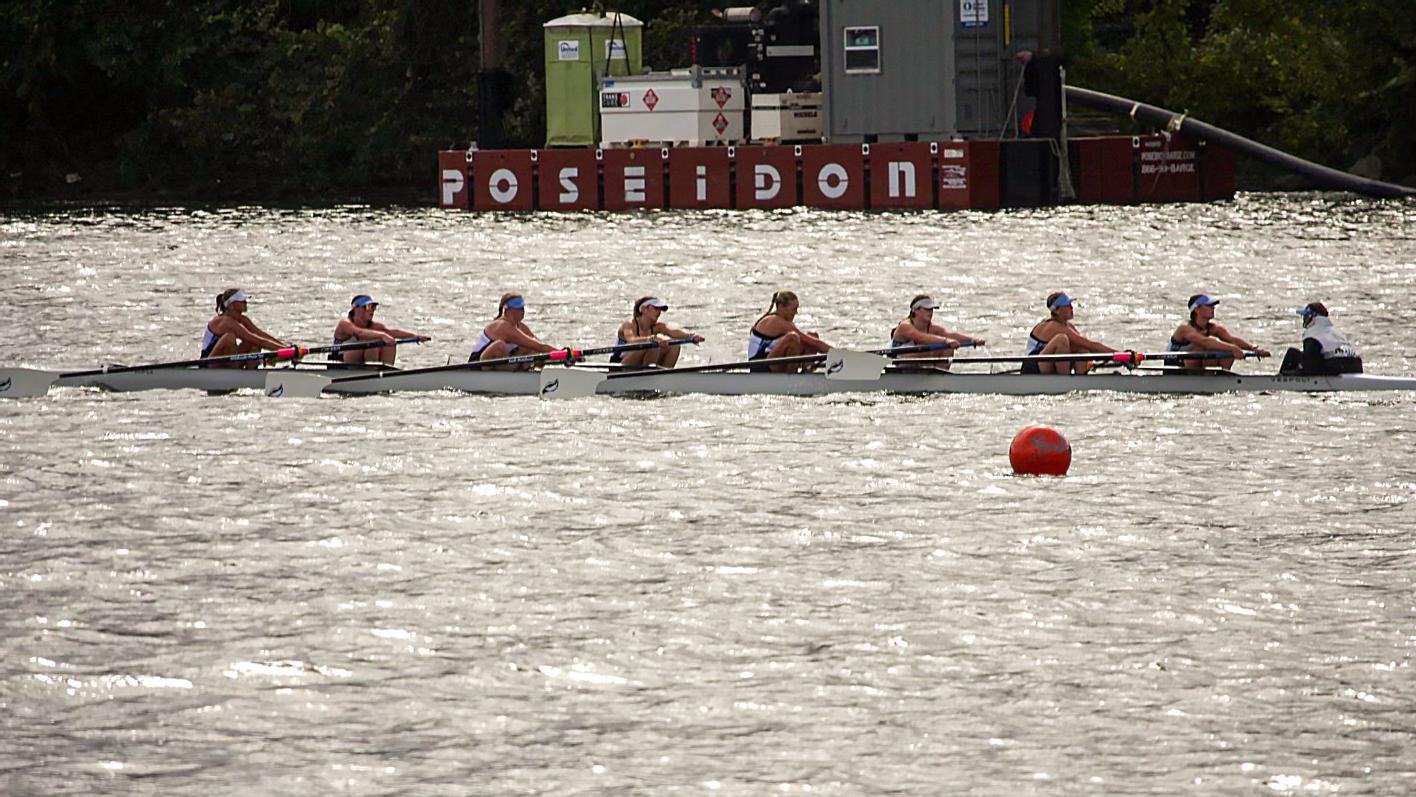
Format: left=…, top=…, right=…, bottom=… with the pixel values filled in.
left=274, top=336, right=429, bottom=361
left=555, top=337, right=700, bottom=362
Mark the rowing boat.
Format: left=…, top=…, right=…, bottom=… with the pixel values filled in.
left=11, top=364, right=1415, bottom=396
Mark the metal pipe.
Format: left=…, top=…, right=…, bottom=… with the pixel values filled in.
left=1066, top=85, right=1415, bottom=199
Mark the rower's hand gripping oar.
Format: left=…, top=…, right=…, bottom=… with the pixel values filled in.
left=261, top=337, right=431, bottom=398
left=537, top=338, right=700, bottom=400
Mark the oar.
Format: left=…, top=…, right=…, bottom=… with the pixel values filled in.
left=0, top=337, right=428, bottom=399
left=888, top=350, right=1264, bottom=368
left=602, top=341, right=979, bottom=383
left=535, top=338, right=704, bottom=400
left=268, top=338, right=700, bottom=399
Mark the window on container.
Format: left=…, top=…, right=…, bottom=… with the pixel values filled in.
left=843, top=26, right=880, bottom=74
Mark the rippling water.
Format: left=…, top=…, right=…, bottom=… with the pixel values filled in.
left=3, top=195, right=1415, bottom=795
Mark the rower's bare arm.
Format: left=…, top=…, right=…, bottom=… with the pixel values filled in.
left=508, top=325, right=554, bottom=353
left=1067, top=328, right=1115, bottom=353
left=1212, top=325, right=1268, bottom=356
left=657, top=323, right=704, bottom=343
left=238, top=317, right=285, bottom=349
left=620, top=321, right=655, bottom=343
left=378, top=324, right=422, bottom=340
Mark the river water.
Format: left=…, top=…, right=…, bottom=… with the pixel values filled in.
left=2, top=195, right=1415, bottom=795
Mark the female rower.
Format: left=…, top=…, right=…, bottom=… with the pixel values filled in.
left=199, top=289, right=286, bottom=368
left=468, top=292, right=558, bottom=370
left=1023, top=291, right=1119, bottom=374
left=748, top=290, right=832, bottom=372
left=1168, top=294, right=1270, bottom=370
left=331, top=294, right=427, bottom=365
left=613, top=297, right=704, bottom=369
left=890, top=295, right=985, bottom=366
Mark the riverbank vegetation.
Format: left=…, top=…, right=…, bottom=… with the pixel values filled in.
left=2, top=0, right=1411, bottom=202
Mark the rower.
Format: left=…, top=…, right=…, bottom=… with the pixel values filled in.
left=748, top=290, right=832, bottom=372
left=1168, top=294, right=1270, bottom=371
left=613, top=297, right=704, bottom=369
left=199, top=289, right=286, bottom=369
left=1022, top=292, right=1118, bottom=374
left=331, top=294, right=428, bottom=366
left=890, top=295, right=985, bottom=368
left=468, top=292, right=560, bottom=370
left=1278, top=302, right=1363, bottom=375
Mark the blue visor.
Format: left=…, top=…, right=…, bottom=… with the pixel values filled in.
left=1048, top=293, right=1073, bottom=310
left=504, top=296, right=525, bottom=310
left=1189, top=294, right=1220, bottom=311
left=351, top=295, right=377, bottom=308
left=1295, top=307, right=1313, bottom=317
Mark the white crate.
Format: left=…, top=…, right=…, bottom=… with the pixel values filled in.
left=600, top=72, right=745, bottom=146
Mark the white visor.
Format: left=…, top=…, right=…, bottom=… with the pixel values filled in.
left=643, top=298, right=669, bottom=310
left=910, top=298, right=940, bottom=311
left=228, top=290, right=250, bottom=304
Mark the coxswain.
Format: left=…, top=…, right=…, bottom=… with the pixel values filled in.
left=468, top=292, right=560, bottom=370
left=1022, top=292, right=1119, bottom=374
left=199, top=289, right=286, bottom=368
left=748, top=290, right=832, bottom=372
left=330, top=294, right=427, bottom=366
left=890, top=295, right=985, bottom=367
left=613, top=297, right=704, bottom=369
left=1168, top=294, right=1270, bottom=371
left=1278, top=302, right=1363, bottom=375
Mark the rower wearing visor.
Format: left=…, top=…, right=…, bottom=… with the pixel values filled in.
left=1278, top=302, right=1362, bottom=376
left=1168, top=294, right=1270, bottom=371
left=747, top=290, right=833, bottom=372
left=890, top=295, right=985, bottom=367
left=1022, top=292, right=1119, bottom=374
left=331, top=294, right=428, bottom=365
left=469, top=292, right=559, bottom=370
left=199, top=289, right=287, bottom=368
left=613, top=297, right=704, bottom=369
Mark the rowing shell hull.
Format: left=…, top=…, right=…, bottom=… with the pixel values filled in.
left=52, top=366, right=383, bottom=393
left=324, top=369, right=1416, bottom=396
left=34, top=366, right=1416, bottom=396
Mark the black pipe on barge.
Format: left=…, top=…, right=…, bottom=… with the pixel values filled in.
left=1066, top=86, right=1416, bottom=200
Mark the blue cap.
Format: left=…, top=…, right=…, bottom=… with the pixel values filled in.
left=1188, top=294, right=1220, bottom=311
left=1047, top=292, right=1073, bottom=310
left=504, top=295, right=525, bottom=310
left=351, top=294, right=378, bottom=308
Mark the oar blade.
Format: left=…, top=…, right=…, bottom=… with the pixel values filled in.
left=264, top=371, right=330, bottom=399
left=824, top=349, right=886, bottom=381
left=0, top=368, right=60, bottom=399
left=537, top=366, right=605, bottom=400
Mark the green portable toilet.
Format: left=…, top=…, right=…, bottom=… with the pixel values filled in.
left=544, top=11, right=644, bottom=147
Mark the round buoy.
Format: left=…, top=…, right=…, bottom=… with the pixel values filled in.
left=1009, top=425, right=1071, bottom=476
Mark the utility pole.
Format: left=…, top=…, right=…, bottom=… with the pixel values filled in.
left=478, top=0, right=509, bottom=149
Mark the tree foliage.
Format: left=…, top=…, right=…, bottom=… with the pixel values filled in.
left=2, top=0, right=1411, bottom=200
left=1067, top=0, right=1416, bottom=182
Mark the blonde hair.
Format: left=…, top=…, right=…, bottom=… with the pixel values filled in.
left=766, top=290, right=798, bottom=313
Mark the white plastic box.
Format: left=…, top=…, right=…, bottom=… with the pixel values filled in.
left=600, top=68, right=745, bottom=147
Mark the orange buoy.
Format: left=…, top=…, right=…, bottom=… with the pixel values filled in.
left=1009, top=425, right=1071, bottom=476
